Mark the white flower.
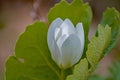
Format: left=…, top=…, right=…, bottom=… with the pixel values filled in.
left=47, top=18, right=84, bottom=69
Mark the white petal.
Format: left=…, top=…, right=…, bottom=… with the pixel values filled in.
left=54, top=27, right=61, bottom=41
left=61, top=34, right=83, bottom=69
left=50, top=40, right=62, bottom=66
left=59, top=18, right=76, bottom=37
left=57, top=34, right=69, bottom=49
left=76, top=23, right=84, bottom=53
left=56, top=18, right=76, bottom=49
left=47, top=18, right=63, bottom=67
left=47, top=18, right=63, bottom=54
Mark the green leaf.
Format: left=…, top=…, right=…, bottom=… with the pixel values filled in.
left=89, top=61, right=120, bottom=80
left=5, top=22, right=62, bottom=80
left=0, top=73, right=3, bottom=80
left=66, top=58, right=88, bottom=80
left=86, top=25, right=111, bottom=69
left=89, top=75, right=105, bottom=80
left=108, top=61, right=120, bottom=80
left=100, top=8, right=120, bottom=54
left=48, top=0, right=92, bottom=47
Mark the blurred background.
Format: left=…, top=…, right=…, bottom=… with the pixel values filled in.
left=0, top=0, right=120, bottom=80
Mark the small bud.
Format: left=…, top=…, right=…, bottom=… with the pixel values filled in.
left=47, top=18, right=84, bottom=69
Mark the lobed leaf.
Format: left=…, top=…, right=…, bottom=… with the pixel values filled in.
left=86, top=25, right=111, bottom=68
left=5, top=22, right=61, bottom=80
left=66, top=58, right=88, bottom=80
left=100, top=8, right=120, bottom=54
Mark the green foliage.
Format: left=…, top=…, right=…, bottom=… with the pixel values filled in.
left=6, top=22, right=62, bottom=80
left=5, top=0, right=120, bottom=80
left=88, top=8, right=120, bottom=80
left=89, top=61, right=120, bottom=80
left=48, top=0, right=92, bottom=46
left=89, top=75, right=105, bottom=80
left=0, top=73, right=3, bottom=80
left=66, top=58, right=88, bottom=80
left=100, top=8, right=120, bottom=54
left=108, top=61, right=120, bottom=80
left=67, top=25, right=111, bottom=80
left=86, top=25, right=111, bottom=69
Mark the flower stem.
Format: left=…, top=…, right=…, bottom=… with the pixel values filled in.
left=61, top=68, right=65, bottom=80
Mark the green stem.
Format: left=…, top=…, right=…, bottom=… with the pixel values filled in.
left=61, top=68, right=65, bottom=80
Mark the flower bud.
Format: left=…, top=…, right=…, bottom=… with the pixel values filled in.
left=47, top=18, right=84, bottom=69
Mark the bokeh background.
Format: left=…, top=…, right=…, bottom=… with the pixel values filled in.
left=0, top=0, right=120, bottom=80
